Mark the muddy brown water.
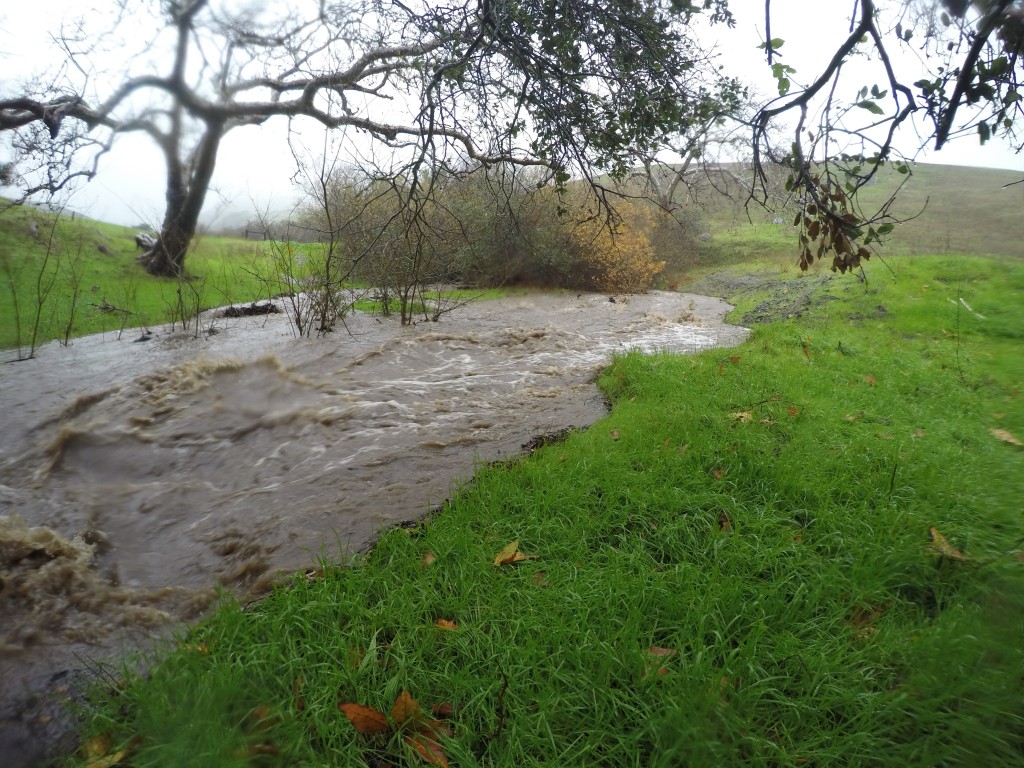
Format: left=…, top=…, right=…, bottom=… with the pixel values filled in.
left=0, top=290, right=747, bottom=766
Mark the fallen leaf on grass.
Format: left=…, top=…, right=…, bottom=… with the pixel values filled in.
left=711, top=675, right=739, bottom=702
left=248, top=705, right=276, bottom=731
left=989, top=427, right=1023, bottom=447
left=421, top=551, right=436, bottom=567
left=83, top=735, right=112, bottom=759
left=392, top=690, right=421, bottom=726
left=493, top=539, right=539, bottom=566
left=341, top=692, right=452, bottom=768
left=83, top=749, right=130, bottom=768
left=609, top=429, right=621, bottom=440
left=844, top=412, right=863, bottom=422
left=644, top=646, right=678, bottom=678
left=787, top=406, right=800, bottom=417
left=929, top=528, right=971, bottom=563
left=711, top=467, right=726, bottom=480
left=431, top=702, right=455, bottom=719
left=730, top=411, right=753, bottom=422
left=849, top=603, right=889, bottom=639
left=82, top=735, right=141, bottom=768
left=717, top=512, right=732, bottom=532
left=864, top=374, right=877, bottom=386
left=434, top=619, right=458, bottom=631
left=234, top=744, right=279, bottom=759
left=338, top=703, right=391, bottom=735
left=405, top=732, right=450, bottom=768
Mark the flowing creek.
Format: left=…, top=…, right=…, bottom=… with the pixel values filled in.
left=0, top=290, right=747, bottom=765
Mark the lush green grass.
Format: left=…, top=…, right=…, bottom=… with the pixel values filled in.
left=72, top=255, right=1024, bottom=767
left=0, top=205, right=299, bottom=353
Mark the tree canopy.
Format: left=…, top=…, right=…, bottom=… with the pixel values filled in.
left=0, top=0, right=741, bottom=276
left=749, top=0, right=1023, bottom=272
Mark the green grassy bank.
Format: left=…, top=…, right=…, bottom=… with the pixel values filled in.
left=0, top=205, right=277, bottom=352
left=72, top=255, right=1024, bottom=767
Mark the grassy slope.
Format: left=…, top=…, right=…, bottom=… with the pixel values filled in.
left=681, top=162, right=1024, bottom=272
left=0, top=205, right=275, bottom=352
left=73, top=255, right=1024, bottom=767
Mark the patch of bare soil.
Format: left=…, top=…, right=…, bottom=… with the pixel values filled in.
left=686, top=271, right=837, bottom=325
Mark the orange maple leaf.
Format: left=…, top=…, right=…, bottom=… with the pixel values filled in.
left=338, top=702, right=390, bottom=735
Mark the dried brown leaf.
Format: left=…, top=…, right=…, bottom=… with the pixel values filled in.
left=493, top=540, right=538, bottom=566
left=434, top=619, right=458, bottom=631
left=83, top=735, right=112, bottom=759
left=493, top=539, right=519, bottom=565
left=787, top=406, right=800, bottom=417
left=248, top=705, right=275, bottom=731
left=391, top=691, right=421, bottom=727
left=648, top=646, right=677, bottom=657
left=644, top=646, right=678, bottom=678
left=431, top=702, right=455, bottom=719
left=989, top=427, right=1023, bottom=447
left=730, top=411, right=753, bottom=422
left=234, top=744, right=279, bottom=758
left=929, top=528, right=971, bottom=563
left=421, top=551, right=436, bottom=567
left=404, top=732, right=450, bottom=768
left=338, top=703, right=390, bottom=735
left=864, top=374, right=877, bottom=385
left=718, top=512, right=732, bottom=533
left=83, top=749, right=129, bottom=768
left=711, top=467, right=726, bottom=480
left=610, top=428, right=621, bottom=440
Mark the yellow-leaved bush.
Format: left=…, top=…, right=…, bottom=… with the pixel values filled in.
left=570, top=203, right=665, bottom=293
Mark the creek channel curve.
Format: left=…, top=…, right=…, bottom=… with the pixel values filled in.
left=0, top=289, right=748, bottom=765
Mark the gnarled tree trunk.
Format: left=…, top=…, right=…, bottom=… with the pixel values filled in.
left=138, top=121, right=222, bottom=277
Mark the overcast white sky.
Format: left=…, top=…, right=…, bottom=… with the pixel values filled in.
left=1, top=1, right=1021, bottom=228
